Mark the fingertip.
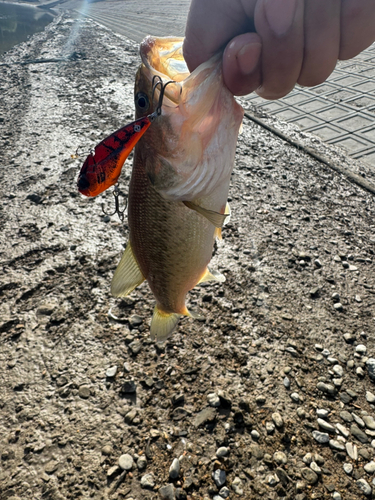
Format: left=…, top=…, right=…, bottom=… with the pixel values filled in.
left=223, top=33, right=262, bottom=96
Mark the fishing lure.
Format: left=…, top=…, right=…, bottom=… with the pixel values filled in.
left=77, top=77, right=174, bottom=198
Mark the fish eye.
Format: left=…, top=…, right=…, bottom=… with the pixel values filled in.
left=135, top=92, right=149, bottom=111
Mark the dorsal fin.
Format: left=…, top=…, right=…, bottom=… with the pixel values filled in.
left=111, top=242, right=145, bottom=297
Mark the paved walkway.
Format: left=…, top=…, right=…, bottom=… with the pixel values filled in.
left=67, top=0, right=375, bottom=164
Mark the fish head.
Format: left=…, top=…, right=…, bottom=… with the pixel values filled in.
left=134, top=36, right=244, bottom=201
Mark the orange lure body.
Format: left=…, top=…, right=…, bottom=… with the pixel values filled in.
left=77, top=115, right=152, bottom=197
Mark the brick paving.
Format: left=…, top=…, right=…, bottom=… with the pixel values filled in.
left=69, top=0, right=375, bottom=163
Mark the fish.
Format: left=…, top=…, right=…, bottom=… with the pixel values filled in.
left=111, top=36, right=244, bottom=342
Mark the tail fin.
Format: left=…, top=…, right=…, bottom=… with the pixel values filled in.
left=150, top=307, right=180, bottom=343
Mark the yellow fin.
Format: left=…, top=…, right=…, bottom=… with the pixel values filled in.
left=198, top=267, right=226, bottom=284
left=183, top=201, right=228, bottom=228
left=111, top=242, right=145, bottom=297
left=214, top=202, right=230, bottom=239
left=150, top=306, right=180, bottom=343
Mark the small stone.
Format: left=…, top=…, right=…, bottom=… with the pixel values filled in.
left=129, top=314, right=143, bottom=327
left=349, top=265, right=358, bottom=271
left=347, top=359, right=355, bottom=368
left=357, top=478, right=372, bottom=496
left=355, top=295, right=362, bottom=303
left=312, top=431, right=330, bottom=444
left=366, top=392, right=375, bottom=404
left=283, top=377, right=291, bottom=389
left=317, top=418, right=336, bottom=433
left=364, top=461, right=375, bottom=474
left=315, top=344, right=324, bottom=351
left=169, top=458, right=180, bottom=480
left=351, top=424, right=369, bottom=443
left=107, top=465, right=119, bottom=477
left=356, top=344, right=367, bottom=355
left=336, top=423, right=350, bottom=438
left=316, top=409, right=329, bottom=418
left=327, top=356, right=338, bottom=365
left=141, top=473, right=155, bottom=489
left=255, top=395, right=266, bottom=405
left=333, top=365, right=344, bottom=377
left=250, top=443, right=264, bottom=459
left=297, top=407, right=306, bottom=419
left=216, top=447, right=229, bottom=458
left=303, top=453, right=314, bottom=465
left=137, top=456, right=147, bottom=470
left=106, top=365, right=117, bottom=378
left=125, top=409, right=137, bottom=424
left=357, top=367, right=365, bottom=377
left=207, top=393, right=220, bottom=407
left=340, top=411, right=353, bottom=423
left=301, top=468, right=318, bottom=485
left=193, top=407, right=216, bottom=427
left=334, top=303, right=343, bottom=311
left=329, top=440, right=346, bottom=452
left=291, top=392, right=302, bottom=403
left=310, top=462, right=321, bottom=475
left=102, top=445, right=112, bottom=456
left=343, top=463, right=353, bottom=475
left=119, top=454, right=133, bottom=471
left=159, top=484, right=175, bottom=500
left=366, top=359, right=375, bottom=380
left=314, top=259, right=322, bottom=268
left=128, top=340, right=142, bottom=355
left=266, top=422, right=275, bottom=434
left=219, top=486, right=230, bottom=499
left=231, top=477, right=243, bottom=495
left=332, top=492, right=342, bottom=500
left=343, top=333, right=354, bottom=343
left=121, top=380, right=136, bottom=394
left=267, top=474, right=279, bottom=487
left=273, top=451, right=287, bottom=465
left=213, top=469, right=226, bottom=488
left=251, top=430, right=260, bottom=440
left=363, top=416, right=375, bottom=431
left=275, top=468, right=289, bottom=486
left=272, top=412, right=284, bottom=428
left=78, top=385, right=90, bottom=399
left=316, top=382, right=336, bottom=395
left=346, top=442, right=358, bottom=461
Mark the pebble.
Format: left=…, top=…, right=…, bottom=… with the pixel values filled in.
left=78, top=385, right=90, bottom=399
left=169, top=458, right=180, bottom=480
left=346, top=442, right=358, bottom=461
left=357, top=478, right=372, bottom=496
left=357, top=367, right=365, bottom=377
left=333, top=303, right=343, bottom=311
left=141, top=473, right=155, bottom=489
left=137, top=456, right=147, bottom=470
left=332, top=492, right=342, bottom=500
left=275, top=468, right=289, bottom=486
left=316, top=409, right=329, bottom=418
left=118, top=454, right=133, bottom=471
left=193, top=407, right=216, bottom=427
left=231, top=477, right=243, bottom=495
left=333, top=365, right=344, bottom=377
left=364, top=461, right=375, bottom=474
left=283, top=377, right=291, bottom=389
left=303, top=453, right=313, bottom=465
left=366, top=359, right=375, bottom=380
left=329, top=440, right=346, bottom=452
left=297, top=407, right=306, bottom=419
left=159, top=484, right=175, bottom=500
left=322, top=348, right=330, bottom=357
left=207, top=393, right=220, bottom=407
left=106, top=365, right=117, bottom=378
left=343, top=333, right=354, bottom=343
left=267, top=474, right=279, bottom=487
left=363, top=416, right=375, bottom=430
left=312, top=431, right=330, bottom=444
left=351, top=424, right=369, bottom=443
left=125, top=409, right=137, bottom=424
left=273, top=451, right=287, bottom=465
left=343, top=463, right=353, bottom=475
left=219, top=486, right=230, bottom=498
left=255, top=395, right=266, bottom=405
left=102, top=445, right=112, bottom=456
left=291, top=392, right=302, bottom=403
left=316, top=382, right=336, bottom=395
left=216, top=447, right=229, bottom=458
left=129, top=314, right=143, bottom=327
left=301, top=468, right=319, bottom=485
left=336, top=423, right=350, bottom=438
left=272, top=412, right=284, bottom=428
left=352, top=413, right=366, bottom=428
left=266, top=422, right=275, bottom=434
left=213, top=469, right=226, bottom=488
left=366, top=392, right=375, bottom=404
left=327, top=356, right=338, bottom=365
left=128, top=340, right=142, bottom=355
left=356, top=344, right=367, bottom=354
left=317, top=418, right=336, bottom=433
left=310, top=461, right=321, bottom=475
left=340, top=411, right=353, bottom=423
left=251, top=430, right=260, bottom=440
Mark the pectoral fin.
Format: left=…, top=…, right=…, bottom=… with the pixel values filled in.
left=183, top=201, right=228, bottom=228
left=198, top=267, right=226, bottom=284
left=214, top=202, right=231, bottom=239
left=111, top=242, right=145, bottom=297
left=150, top=306, right=180, bottom=343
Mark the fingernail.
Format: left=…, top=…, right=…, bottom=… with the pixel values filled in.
left=237, top=42, right=261, bottom=75
left=264, top=0, right=298, bottom=36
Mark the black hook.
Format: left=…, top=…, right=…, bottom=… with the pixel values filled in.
left=101, top=184, right=127, bottom=222
left=149, top=77, right=176, bottom=120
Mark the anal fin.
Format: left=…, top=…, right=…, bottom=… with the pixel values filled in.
left=111, top=242, right=145, bottom=297
left=150, top=306, right=180, bottom=343
left=198, top=266, right=226, bottom=284
left=183, top=201, right=228, bottom=228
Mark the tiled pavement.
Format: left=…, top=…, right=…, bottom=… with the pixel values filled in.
left=68, top=0, right=375, bottom=164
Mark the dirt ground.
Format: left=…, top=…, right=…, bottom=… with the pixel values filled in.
left=1, top=13, right=375, bottom=500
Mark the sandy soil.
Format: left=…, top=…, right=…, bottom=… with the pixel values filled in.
left=1, top=13, right=375, bottom=500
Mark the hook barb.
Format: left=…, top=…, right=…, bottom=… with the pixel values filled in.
left=101, top=184, right=127, bottom=222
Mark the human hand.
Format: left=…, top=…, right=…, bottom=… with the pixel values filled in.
left=183, top=0, right=375, bottom=98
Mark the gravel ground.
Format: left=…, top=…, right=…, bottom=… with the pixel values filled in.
left=1, top=13, right=375, bottom=500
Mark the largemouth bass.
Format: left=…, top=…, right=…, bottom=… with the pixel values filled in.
left=111, top=36, right=244, bottom=342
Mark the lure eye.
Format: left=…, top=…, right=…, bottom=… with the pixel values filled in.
left=135, top=92, right=149, bottom=111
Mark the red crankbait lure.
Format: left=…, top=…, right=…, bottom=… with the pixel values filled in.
left=77, top=115, right=153, bottom=197
left=77, top=77, right=175, bottom=198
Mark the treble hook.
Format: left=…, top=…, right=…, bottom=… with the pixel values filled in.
left=149, top=77, right=176, bottom=120
left=101, top=184, right=127, bottom=222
